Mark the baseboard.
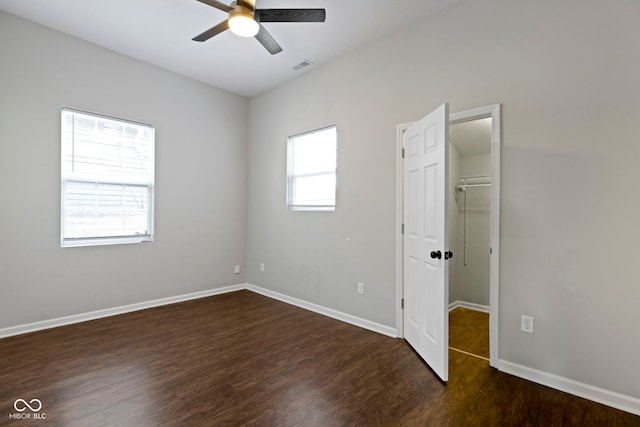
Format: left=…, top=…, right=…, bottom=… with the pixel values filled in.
left=497, top=359, right=640, bottom=416
left=448, top=300, right=490, bottom=313
left=0, top=284, right=245, bottom=339
left=246, top=284, right=398, bottom=338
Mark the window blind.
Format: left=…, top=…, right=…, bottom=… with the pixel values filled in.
left=61, top=108, right=155, bottom=246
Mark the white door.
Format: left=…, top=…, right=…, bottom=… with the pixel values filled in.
left=403, top=103, right=450, bottom=382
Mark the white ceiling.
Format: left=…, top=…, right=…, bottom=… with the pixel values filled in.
left=0, top=0, right=459, bottom=98
left=450, top=118, right=492, bottom=157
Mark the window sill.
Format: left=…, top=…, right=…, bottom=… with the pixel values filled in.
left=61, top=236, right=153, bottom=248
left=288, top=206, right=335, bottom=212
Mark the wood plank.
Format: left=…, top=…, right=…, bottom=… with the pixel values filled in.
left=0, top=291, right=637, bottom=425
left=449, top=307, right=490, bottom=359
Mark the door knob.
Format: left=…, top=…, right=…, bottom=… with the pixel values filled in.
left=430, top=250, right=442, bottom=259
left=445, top=251, right=453, bottom=260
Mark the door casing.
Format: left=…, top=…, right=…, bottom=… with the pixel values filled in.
left=395, top=104, right=501, bottom=368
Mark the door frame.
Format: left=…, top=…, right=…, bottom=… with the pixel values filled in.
left=395, top=103, right=501, bottom=368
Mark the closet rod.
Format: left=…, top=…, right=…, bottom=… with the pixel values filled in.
left=458, top=183, right=491, bottom=189
left=459, top=175, right=491, bottom=180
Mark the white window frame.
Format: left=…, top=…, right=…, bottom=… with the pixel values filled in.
left=60, top=107, right=155, bottom=247
left=286, top=125, right=337, bottom=211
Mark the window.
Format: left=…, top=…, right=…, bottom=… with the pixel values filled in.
left=287, top=125, right=337, bottom=211
left=61, top=108, right=155, bottom=247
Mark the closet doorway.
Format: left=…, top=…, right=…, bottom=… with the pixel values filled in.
left=448, top=117, right=492, bottom=362
left=395, top=104, right=500, bottom=369
left=447, top=105, right=500, bottom=367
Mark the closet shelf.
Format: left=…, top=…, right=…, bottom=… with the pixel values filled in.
left=455, top=175, right=491, bottom=191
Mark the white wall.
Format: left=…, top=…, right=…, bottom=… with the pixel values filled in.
left=453, top=154, right=491, bottom=306
left=448, top=144, right=462, bottom=304
left=0, top=12, right=249, bottom=329
left=247, top=0, right=640, bottom=401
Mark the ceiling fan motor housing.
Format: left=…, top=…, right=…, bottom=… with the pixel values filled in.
left=229, top=2, right=258, bottom=37
left=231, top=2, right=254, bottom=17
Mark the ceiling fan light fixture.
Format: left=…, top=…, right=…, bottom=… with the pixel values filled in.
left=192, top=1, right=326, bottom=55
left=229, top=13, right=259, bottom=37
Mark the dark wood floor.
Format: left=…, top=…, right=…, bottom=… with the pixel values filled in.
left=449, top=307, right=490, bottom=360
left=1, top=291, right=639, bottom=426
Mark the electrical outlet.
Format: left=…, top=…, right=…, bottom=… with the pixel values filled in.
left=260, top=263, right=265, bottom=272
left=234, top=265, right=240, bottom=274
left=357, top=282, right=364, bottom=295
left=521, top=315, right=534, bottom=333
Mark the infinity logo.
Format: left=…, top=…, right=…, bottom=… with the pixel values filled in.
left=14, top=399, right=42, bottom=412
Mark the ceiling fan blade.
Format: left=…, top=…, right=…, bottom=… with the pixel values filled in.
left=195, top=0, right=232, bottom=12
left=254, top=23, right=283, bottom=55
left=192, top=20, right=230, bottom=42
left=255, top=9, right=326, bottom=23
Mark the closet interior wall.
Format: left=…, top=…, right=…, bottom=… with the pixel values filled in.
left=448, top=126, right=491, bottom=308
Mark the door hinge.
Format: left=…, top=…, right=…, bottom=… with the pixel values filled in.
left=402, top=148, right=405, bottom=158
left=401, top=298, right=404, bottom=309
left=401, top=223, right=404, bottom=234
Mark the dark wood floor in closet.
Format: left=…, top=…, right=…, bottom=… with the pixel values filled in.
left=449, top=307, right=490, bottom=359
left=1, top=290, right=638, bottom=426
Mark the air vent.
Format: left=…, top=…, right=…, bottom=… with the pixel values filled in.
left=292, top=59, right=313, bottom=71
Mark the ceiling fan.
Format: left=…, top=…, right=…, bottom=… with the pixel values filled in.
left=192, top=0, right=326, bottom=55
